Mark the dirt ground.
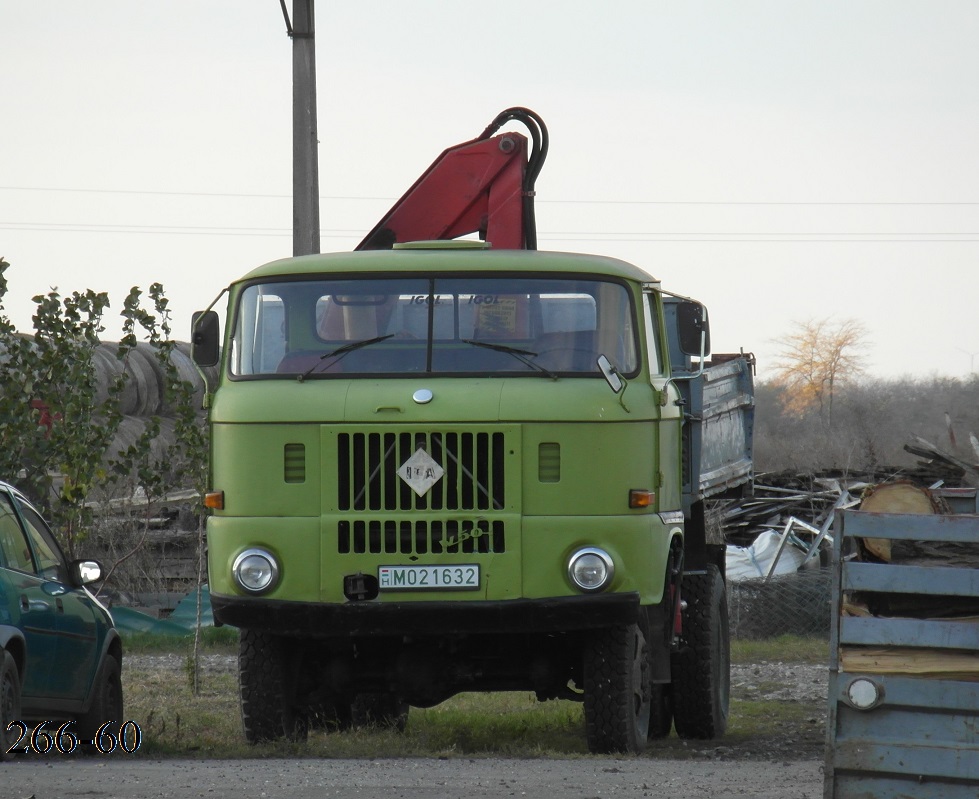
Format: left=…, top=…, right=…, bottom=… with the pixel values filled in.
left=3, top=658, right=829, bottom=799
left=3, top=756, right=825, bottom=799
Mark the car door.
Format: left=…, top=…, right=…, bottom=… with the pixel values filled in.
left=14, top=498, right=101, bottom=702
left=0, top=489, right=57, bottom=700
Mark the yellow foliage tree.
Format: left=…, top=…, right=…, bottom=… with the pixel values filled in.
left=771, top=317, right=867, bottom=421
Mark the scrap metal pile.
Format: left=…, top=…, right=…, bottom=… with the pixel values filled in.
left=720, top=434, right=979, bottom=637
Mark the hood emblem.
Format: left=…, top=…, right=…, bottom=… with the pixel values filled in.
left=413, top=388, right=433, bottom=404
left=398, top=448, right=444, bottom=497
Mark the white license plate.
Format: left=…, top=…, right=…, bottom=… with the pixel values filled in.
left=378, top=564, right=480, bottom=591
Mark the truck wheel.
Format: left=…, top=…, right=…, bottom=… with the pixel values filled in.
left=583, top=623, right=650, bottom=754
left=77, top=653, right=124, bottom=749
left=352, top=693, right=410, bottom=732
left=0, top=651, right=21, bottom=760
left=671, top=564, right=730, bottom=739
left=239, top=629, right=308, bottom=743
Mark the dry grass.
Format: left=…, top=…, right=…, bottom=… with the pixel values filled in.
left=122, top=633, right=826, bottom=759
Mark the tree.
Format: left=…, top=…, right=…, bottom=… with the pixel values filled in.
left=771, top=317, right=868, bottom=423
left=0, top=257, right=207, bottom=559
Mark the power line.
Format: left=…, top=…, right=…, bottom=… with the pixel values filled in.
left=4, top=221, right=979, bottom=243
left=3, top=185, right=979, bottom=207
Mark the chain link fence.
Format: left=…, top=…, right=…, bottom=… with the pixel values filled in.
left=728, top=568, right=832, bottom=639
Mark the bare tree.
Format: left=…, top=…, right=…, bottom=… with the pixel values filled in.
left=771, top=317, right=868, bottom=423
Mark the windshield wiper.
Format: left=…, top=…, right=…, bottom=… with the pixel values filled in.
left=462, top=339, right=558, bottom=380
left=298, top=334, right=395, bottom=381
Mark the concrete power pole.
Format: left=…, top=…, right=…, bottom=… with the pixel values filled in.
left=290, top=0, right=320, bottom=256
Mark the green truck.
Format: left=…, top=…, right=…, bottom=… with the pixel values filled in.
left=191, top=111, right=754, bottom=754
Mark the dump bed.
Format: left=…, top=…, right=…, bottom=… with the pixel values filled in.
left=675, top=355, right=755, bottom=513
left=825, top=490, right=979, bottom=798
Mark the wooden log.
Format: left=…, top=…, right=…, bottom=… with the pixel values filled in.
left=858, top=482, right=944, bottom=562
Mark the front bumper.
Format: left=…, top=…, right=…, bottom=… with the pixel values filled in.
left=212, top=591, right=640, bottom=638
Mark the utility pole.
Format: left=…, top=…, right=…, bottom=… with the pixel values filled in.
left=284, top=0, right=320, bottom=256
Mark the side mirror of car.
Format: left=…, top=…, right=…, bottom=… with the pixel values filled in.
left=71, top=559, right=104, bottom=586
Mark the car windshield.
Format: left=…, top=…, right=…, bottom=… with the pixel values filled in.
left=229, top=275, right=639, bottom=378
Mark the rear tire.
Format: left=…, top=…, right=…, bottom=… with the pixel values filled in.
left=77, top=653, right=124, bottom=749
left=0, top=651, right=21, bottom=760
left=239, top=629, right=308, bottom=743
left=583, top=623, right=650, bottom=754
left=671, top=565, right=730, bottom=739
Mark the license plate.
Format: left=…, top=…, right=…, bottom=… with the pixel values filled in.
left=378, top=564, right=480, bottom=591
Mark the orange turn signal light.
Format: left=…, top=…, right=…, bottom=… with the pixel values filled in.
left=629, top=489, right=655, bottom=509
left=204, top=491, right=225, bottom=510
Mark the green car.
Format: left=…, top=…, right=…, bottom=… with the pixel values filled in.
left=0, top=481, right=123, bottom=757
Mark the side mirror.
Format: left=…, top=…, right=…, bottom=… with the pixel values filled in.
left=676, top=301, right=711, bottom=357
left=192, top=310, right=221, bottom=367
left=71, top=559, right=103, bottom=586
left=597, top=354, right=623, bottom=394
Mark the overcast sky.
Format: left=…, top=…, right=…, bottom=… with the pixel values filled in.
left=3, top=1, right=979, bottom=380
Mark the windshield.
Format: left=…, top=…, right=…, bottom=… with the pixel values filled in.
left=229, top=275, right=638, bottom=378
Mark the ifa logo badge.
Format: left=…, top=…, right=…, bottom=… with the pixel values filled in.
left=398, top=447, right=444, bottom=496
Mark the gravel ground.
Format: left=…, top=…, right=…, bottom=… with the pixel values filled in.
left=3, top=755, right=825, bottom=799
left=4, top=656, right=830, bottom=798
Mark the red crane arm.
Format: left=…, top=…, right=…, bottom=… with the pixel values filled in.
left=357, top=107, right=548, bottom=252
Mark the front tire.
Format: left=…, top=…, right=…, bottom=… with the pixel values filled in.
left=583, top=623, right=650, bottom=754
left=0, top=651, right=21, bottom=760
left=671, top=565, right=730, bottom=739
left=239, top=629, right=308, bottom=743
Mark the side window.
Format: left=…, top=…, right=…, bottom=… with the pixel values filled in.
left=17, top=503, right=67, bottom=582
left=231, top=288, right=286, bottom=375
left=0, top=494, right=36, bottom=573
left=644, top=294, right=663, bottom=376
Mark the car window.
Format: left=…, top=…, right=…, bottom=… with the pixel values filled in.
left=0, top=493, right=36, bottom=573
left=17, top=502, right=67, bottom=582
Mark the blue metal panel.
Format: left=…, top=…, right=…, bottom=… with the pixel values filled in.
left=675, top=355, right=754, bottom=511
left=840, top=616, right=979, bottom=649
left=834, top=740, right=979, bottom=782
left=841, top=510, right=979, bottom=543
left=843, top=561, right=979, bottom=597
left=831, top=774, right=979, bottom=799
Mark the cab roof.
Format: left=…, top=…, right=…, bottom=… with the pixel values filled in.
left=237, top=246, right=658, bottom=285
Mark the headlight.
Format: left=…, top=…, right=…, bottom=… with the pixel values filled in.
left=567, top=547, right=614, bottom=593
left=233, top=548, right=280, bottom=594
left=845, top=677, right=884, bottom=710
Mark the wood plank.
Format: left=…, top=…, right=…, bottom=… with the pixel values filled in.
left=840, top=646, right=979, bottom=680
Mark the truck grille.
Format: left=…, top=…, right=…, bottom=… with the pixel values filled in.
left=337, top=518, right=506, bottom=555
left=337, top=431, right=506, bottom=512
